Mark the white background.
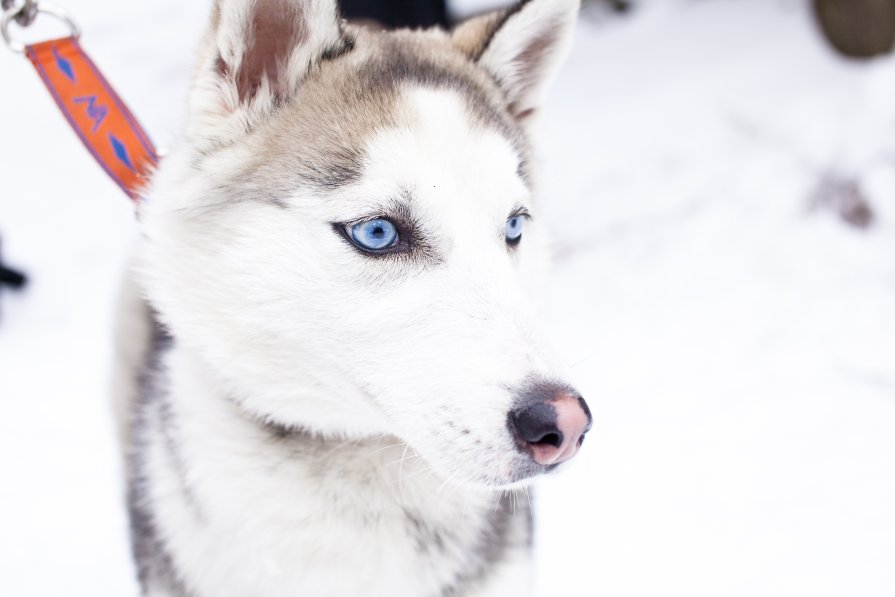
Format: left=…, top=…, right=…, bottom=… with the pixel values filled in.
left=1, top=1, right=894, bottom=595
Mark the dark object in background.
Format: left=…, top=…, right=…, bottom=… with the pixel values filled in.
left=598, top=0, right=632, bottom=12
left=0, top=238, right=28, bottom=291
left=581, top=0, right=634, bottom=20
left=583, top=0, right=632, bottom=12
left=340, top=0, right=448, bottom=29
left=814, top=0, right=895, bottom=58
left=810, top=174, right=875, bottom=229
left=0, top=265, right=27, bottom=289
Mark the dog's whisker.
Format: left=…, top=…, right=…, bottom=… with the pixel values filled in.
left=428, top=470, right=460, bottom=505
left=524, top=486, right=534, bottom=519
left=362, top=441, right=407, bottom=460
left=390, top=461, right=430, bottom=485
left=442, top=472, right=470, bottom=504
left=398, top=443, right=410, bottom=502
left=321, top=436, right=365, bottom=458
left=382, top=453, right=422, bottom=471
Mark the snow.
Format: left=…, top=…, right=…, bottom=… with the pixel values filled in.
left=1, top=1, right=894, bottom=595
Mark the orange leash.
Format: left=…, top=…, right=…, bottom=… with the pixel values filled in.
left=3, top=1, right=158, bottom=203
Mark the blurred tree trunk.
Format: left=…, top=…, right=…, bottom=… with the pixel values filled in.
left=814, top=0, right=895, bottom=58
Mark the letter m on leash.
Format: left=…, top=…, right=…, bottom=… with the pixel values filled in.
left=73, top=95, right=108, bottom=133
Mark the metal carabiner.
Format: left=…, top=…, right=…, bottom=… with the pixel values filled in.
left=2, top=0, right=37, bottom=27
left=1, top=1, right=80, bottom=54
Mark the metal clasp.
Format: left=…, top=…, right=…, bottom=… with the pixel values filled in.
left=2, top=0, right=80, bottom=54
left=2, top=0, right=36, bottom=27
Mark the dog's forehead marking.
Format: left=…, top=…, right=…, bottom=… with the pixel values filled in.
left=355, top=87, right=528, bottom=216
left=236, top=30, right=532, bottom=204
left=403, top=87, right=516, bottom=159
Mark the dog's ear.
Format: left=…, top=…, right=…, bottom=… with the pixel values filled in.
left=189, top=0, right=347, bottom=140
left=453, top=0, right=579, bottom=128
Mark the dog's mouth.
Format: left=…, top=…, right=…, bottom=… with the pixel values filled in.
left=503, top=459, right=564, bottom=487
left=429, top=451, right=573, bottom=493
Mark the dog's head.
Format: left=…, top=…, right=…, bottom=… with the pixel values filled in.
left=139, top=0, right=590, bottom=488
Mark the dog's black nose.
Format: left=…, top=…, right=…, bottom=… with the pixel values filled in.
left=509, top=383, right=591, bottom=466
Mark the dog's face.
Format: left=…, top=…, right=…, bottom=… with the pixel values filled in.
left=139, top=0, right=588, bottom=488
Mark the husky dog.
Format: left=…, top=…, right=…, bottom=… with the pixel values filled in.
left=119, top=0, right=590, bottom=595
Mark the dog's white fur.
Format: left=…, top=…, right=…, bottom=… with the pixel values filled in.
left=121, top=0, right=582, bottom=595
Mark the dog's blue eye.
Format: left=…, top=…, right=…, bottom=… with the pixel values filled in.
left=349, top=218, right=399, bottom=251
left=506, top=215, right=525, bottom=243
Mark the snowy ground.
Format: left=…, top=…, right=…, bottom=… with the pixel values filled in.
left=1, top=1, right=894, bottom=595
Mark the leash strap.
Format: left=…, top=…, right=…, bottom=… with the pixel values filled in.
left=23, top=36, right=158, bottom=202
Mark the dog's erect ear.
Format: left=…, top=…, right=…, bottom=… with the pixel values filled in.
left=189, top=0, right=346, bottom=140
left=454, top=0, right=579, bottom=128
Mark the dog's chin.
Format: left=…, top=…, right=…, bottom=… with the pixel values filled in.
left=427, top=457, right=559, bottom=495
left=489, top=462, right=559, bottom=492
